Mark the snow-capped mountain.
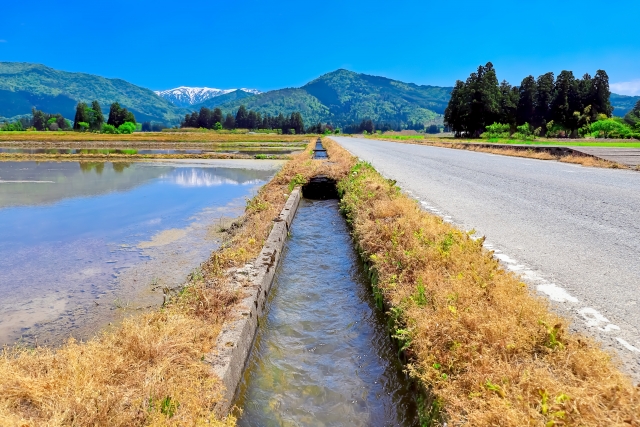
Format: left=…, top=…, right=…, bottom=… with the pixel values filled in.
left=155, top=86, right=261, bottom=107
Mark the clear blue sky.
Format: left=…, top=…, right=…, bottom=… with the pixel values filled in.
left=2, top=0, right=639, bottom=95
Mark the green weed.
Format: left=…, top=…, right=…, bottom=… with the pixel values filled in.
left=288, top=173, right=306, bottom=192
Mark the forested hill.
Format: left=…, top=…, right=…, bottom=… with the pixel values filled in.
left=193, top=89, right=257, bottom=109
left=0, top=62, right=186, bottom=124
left=611, top=93, right=640, bottom=117
left=213, top=69, right=453, bottom=127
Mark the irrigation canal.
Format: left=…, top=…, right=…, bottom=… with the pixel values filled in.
left=234, top=198, right=418, bottom=426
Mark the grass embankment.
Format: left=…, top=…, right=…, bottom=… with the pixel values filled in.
left=0, top=139, right=351, bottom=427
left=363, top=135, right=629, bottom=169
left=0, top=132, right=311, bottom=143
left=326, top=137, right=639, bottom=425
left=0, top=152, right=292, bottom=161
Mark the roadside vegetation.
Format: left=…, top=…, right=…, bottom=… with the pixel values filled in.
left=324, top=137, right=640, bottom=425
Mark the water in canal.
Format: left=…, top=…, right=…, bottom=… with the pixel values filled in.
left=235, top=199, right=418, bottom=426
left=0, top=160, right=282, bottom=346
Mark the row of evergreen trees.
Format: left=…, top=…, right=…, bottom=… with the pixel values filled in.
left=73, top=101, right=136, bottom=131
left=182, top=105, right=305, bottom=134
left=444, top=62, right=613, bottom=137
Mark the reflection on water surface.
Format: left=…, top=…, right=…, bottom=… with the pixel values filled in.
left=0, top=161, right=280, bottom=346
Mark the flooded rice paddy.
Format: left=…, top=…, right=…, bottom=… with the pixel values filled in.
left=0, top=159, right=283, bottom=346
left=235, top=199, right=418, bottom=426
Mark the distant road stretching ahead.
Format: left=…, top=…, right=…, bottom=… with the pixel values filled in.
left=332, top=136, right=640, bottom=381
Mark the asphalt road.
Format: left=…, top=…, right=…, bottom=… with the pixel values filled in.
left=332, top=136, right=640, bottom=381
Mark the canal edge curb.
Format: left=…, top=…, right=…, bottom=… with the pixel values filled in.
left=209, top=186, right=302, bottom=416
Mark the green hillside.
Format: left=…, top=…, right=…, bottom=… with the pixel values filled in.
left=193, top=89, right=255, bottom=109
left=611, top=93, right=640, bottom=117
left=0, top=62, right=186, bottom=124
left=216, top=88, right=330, bottom=124
left=215, top=69, right=452, bottom=127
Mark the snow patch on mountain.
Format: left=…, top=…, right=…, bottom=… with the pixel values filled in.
left=155, top=86, right=261, bottom=107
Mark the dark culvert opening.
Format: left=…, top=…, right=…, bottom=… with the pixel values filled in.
left=302, top=176, right=338, bottom=200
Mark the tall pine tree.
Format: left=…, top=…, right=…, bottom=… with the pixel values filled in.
left=516, top=76, right=536, bottom=126
left=91, top=101, right=104, bottom=130
left=235, top=105, right=248, bottom=128
left=550, top=71, right=576, bottom=134
left=73, top=102, right=89, bottom=130
left=534, top=72, right=555, bottom=130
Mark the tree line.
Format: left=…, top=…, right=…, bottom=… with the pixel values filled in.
left=444, top=62, right=613, bottom=137
left=1, top=102, right=139, bottom=133
left=74, top=101, right=137, bottom=133
left=182, top=105, right=305, bottom=134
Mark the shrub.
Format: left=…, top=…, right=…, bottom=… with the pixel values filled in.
left=214, top=122, right=222, bottom=130
left=77, top=122, right=90, bottom=132
left=117, top=122, right=136, bottom=134
left=512, top=123, right=535, bottom=141
left=482, top=122, right=510, bottom=139
left=101, top=123, right=118, bottom=134
left=590, top=119, right=633, bottom=139
left=0, top=121, right=24, bottom=131
left=48, top=123, right=59, bottom=131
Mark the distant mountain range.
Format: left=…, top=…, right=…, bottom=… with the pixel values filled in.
left=0, top=62, right=187, bottom=124
left=199, top=69, right=454, bottom=127
left=0, top=62, right=635, bottom=127
left=610, top=93, right=640, bottom=118
left=155, top=87, right=261, bottom=108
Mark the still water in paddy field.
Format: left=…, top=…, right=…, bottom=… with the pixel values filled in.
left=0, top=160, right=281, bottom=346
left=235, top=199, right=419, bottom=427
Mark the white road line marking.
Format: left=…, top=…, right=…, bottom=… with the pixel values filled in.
left=536, top=283, right=579, bottom=303
left=0, top=180, right=55, bottom=183
left=578, top=307, right=620, bottom=331
left=617, top=338, right=640, bottom=353
left=495, top=253, right=518, bottom=264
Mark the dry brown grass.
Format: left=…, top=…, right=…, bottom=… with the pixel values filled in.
left=0, top=286, right=239, bottom=427
left=369, top=137, right=628, bottom=169
left=0, top=132, right=310, bottom=143
left=0, top=139, right=352, bottom=427
left=329, top=137, right=640, bottom=426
